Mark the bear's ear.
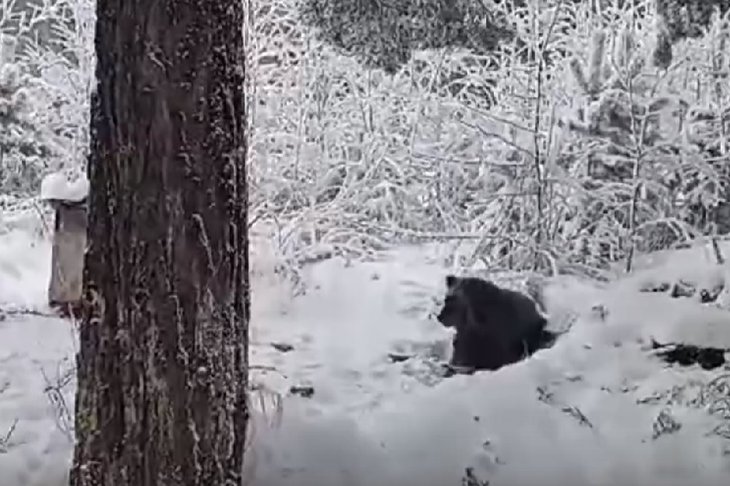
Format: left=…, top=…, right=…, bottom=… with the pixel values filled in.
left=445, top=275, right=458, bottom=289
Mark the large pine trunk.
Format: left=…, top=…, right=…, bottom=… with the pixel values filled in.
left=69, top=1, right=249, bottom=485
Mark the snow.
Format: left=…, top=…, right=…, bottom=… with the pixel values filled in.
left=2, top=224, right=730, bottom=486
left=39, top=171, right=89, bottom=203
left=0, top=230, right=74, bottom=486
left=0, top=230, right=51, bottom=309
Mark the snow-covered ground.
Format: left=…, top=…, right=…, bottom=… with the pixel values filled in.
left=1, top=219, right=730, bottom=486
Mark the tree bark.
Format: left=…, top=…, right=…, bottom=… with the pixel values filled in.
left=69, top=1, right=248, bottom=485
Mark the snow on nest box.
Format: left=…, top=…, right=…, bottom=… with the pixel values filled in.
left=40, top=170, right=89, bottom=204
left=40, top=170, right=88, bottom=316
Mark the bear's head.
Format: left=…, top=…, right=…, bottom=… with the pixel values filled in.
left=436, top=275, right=465, bottom=329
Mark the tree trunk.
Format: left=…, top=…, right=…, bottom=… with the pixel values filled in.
left=69, top=1, right=249, bottom=485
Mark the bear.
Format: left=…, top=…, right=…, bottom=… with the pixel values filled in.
left=436, top=275, right=557, bottom=373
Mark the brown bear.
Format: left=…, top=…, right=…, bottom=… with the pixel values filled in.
left=436, top=275, right=557, bottom=373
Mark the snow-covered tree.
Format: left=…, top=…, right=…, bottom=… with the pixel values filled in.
left=653, top=0, right=730, bottom=68
left=0, top=60, right=54, bottom=194
left=298, top=0, right=515, bottom=73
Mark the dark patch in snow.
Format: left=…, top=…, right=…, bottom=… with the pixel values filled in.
left=462, top=466, right=490, bottom=486
left=670, top=280, right=697, bottom=298
left=639, top=277, right=726, bottom=306
left=289, top=385, right=315, bottom=398
left=651, top=339, right=726, bottom=370
left=271, top=342, right=295, bottom=353
left=387, top=352, right=411, bottom=363
left=442, top=363, right=477, bottom=377
left=652, top=409, right=682, bottom=440
left=700, top=284, right=724, bottom=303
left=639, top=281, right=671, bottom=293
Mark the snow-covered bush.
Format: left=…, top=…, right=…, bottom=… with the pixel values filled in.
left=653, top=0, right=730, bottom=68
left=20, top=0, right=95, bottom=177
left=0, top=60, right=51, bottom=194
left=556, top=3, right=730, bottom=271
left=0, top=0, right=94, bottom=197
left=558, top=24, right=693, bottom=269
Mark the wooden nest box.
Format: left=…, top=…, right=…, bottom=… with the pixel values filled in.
left=40, top=172, right=89, bottom=316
